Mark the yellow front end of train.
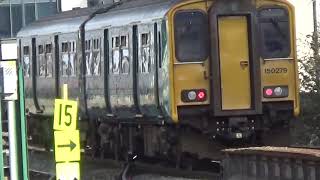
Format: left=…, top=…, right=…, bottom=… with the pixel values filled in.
left=165, top=0, right=299, bottom=140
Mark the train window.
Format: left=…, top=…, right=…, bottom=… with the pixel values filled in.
left=85, top=40, right=91, bottom=50
left=158, top=32, right=162, bottom=68
left=38, top=45, right=45, bottom=77
left=25, top=3, right=35, bottom=25
left=46, top=44, right=52, bottom=53
left=72, top=41, right=76, bottom=52
left=259, top=8, right=291, bottom=59
left=46, top=44, right=53, bottom=77
left=23, top=46, right=30, bottom=55
left=158, top=21, right=167, bottom=68
left=69, top=41, right=76, bottom=76
left=38, top=45, right=44, bottom=54
left=12, top=4, right=22, bottom=36
left=111, top=35, right=130, bottom=75
left=140, top=33, right=151, bottom=73
left=85, top=40, right=91, bottom=76
left=141, top=33, right=149, bottom=46
left=121, top=36, right=127, bottom=47
left=174, top=11, right=208, bottom=62
left=23, top=46, right=30, bottom=77
left=62, top=42, right=68, bottom=53
left=121, top=49, right=130, bottom=74
left=0, top=6, right=11, bottom=38
left=93, top=39, right=100, bottom=50
left=61, top=42, right=69, bottom=76
left=92, top=38, right=101, bottom=76
left=113, top=37, right=120, bottom=48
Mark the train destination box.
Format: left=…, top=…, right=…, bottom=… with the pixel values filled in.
left=0, top=60, right=17, bottom=100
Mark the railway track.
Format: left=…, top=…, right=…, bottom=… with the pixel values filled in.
left=3, top=124, right=320, bottom=180
left=2, top=146, right=221, bottom=180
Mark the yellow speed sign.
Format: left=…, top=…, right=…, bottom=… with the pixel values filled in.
left=54, top=99, right=78, bottom=131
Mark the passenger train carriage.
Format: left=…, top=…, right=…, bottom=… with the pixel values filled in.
left=18, top=0, right=300, bottom=160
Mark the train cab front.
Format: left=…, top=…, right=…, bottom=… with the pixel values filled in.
left=168, top=0, right=299, bottom=144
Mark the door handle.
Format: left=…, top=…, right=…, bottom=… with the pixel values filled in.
left=240, top=61, right=249, bottom=69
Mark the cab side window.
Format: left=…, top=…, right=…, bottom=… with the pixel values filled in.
left=259, top=8, right=291, bottom=59
left=174, top=11, right=209, bottom=62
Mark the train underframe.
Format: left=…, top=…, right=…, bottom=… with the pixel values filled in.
left=86, top=102, right=295, bottom=163
left=26, top=101, right=295, bottom=165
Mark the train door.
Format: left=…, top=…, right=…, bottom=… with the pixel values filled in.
left=209, top=1, right=261, bottom=116
left=108, top=27, right=137, bottom=118
left=58, top=33, right=80, bottom=101
left=137, top=23, right=161, bottom=117
left=20, top=39, right=35, bottom=113
left=219, top=16, right=251, bottom=110
left=85, top=31, right=107, bottom=117
left=34, top=36, right=56, bottom=114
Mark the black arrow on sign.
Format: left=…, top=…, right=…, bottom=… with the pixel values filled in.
left=58, top=140, right=77, bottom=151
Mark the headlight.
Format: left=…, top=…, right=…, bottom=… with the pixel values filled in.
left=187, top=91, right=197, bottom=101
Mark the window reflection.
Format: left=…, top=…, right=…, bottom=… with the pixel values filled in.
left=11, top=4, right=22, bottom=36
left=25, top=3, right=35, bottom=25
left=0, top=6, right=11, bottom=38
left=140, top=33, right=151, bottom=74
left=112, top=35, right=130, bottom=75
left=61, top=41, right=77, bottom=77
left=23, top=46, right=30, bottom=77
left=37, top=2, right=57, bottom=18
left=0, top=1, right=57, bottom=38
left=38, top=45, right=46, bottom=77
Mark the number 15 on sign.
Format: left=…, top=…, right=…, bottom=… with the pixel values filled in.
left=54, top=99, right=78, bottom=131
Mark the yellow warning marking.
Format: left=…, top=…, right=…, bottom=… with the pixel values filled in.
left=54, top=130, right=80, bottom=162
left=53, top=99, right=78, bottom=131
left=56, top=162, right=80, bottom=180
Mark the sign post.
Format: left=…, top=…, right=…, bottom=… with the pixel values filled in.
left=54, top=84, right=80, bottom=180
left=0, top=67, right=4, bottom=180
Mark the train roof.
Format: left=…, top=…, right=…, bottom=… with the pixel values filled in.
left=17, top=0, right=178, bottom=38
left=86, top=0, right=177, bottom=31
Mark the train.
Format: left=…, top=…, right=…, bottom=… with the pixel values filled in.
left=17, top=0, right=300, bottom=162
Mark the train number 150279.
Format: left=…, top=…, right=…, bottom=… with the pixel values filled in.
left=264, top=68, right=288, bottom=74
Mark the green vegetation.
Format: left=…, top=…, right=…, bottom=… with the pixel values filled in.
left=295, top=29, right=320, bottom=146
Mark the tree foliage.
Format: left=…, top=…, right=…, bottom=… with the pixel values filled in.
left=296, top=27, right=320, bottom=146
left=298, top=30, right=320, bottom=92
